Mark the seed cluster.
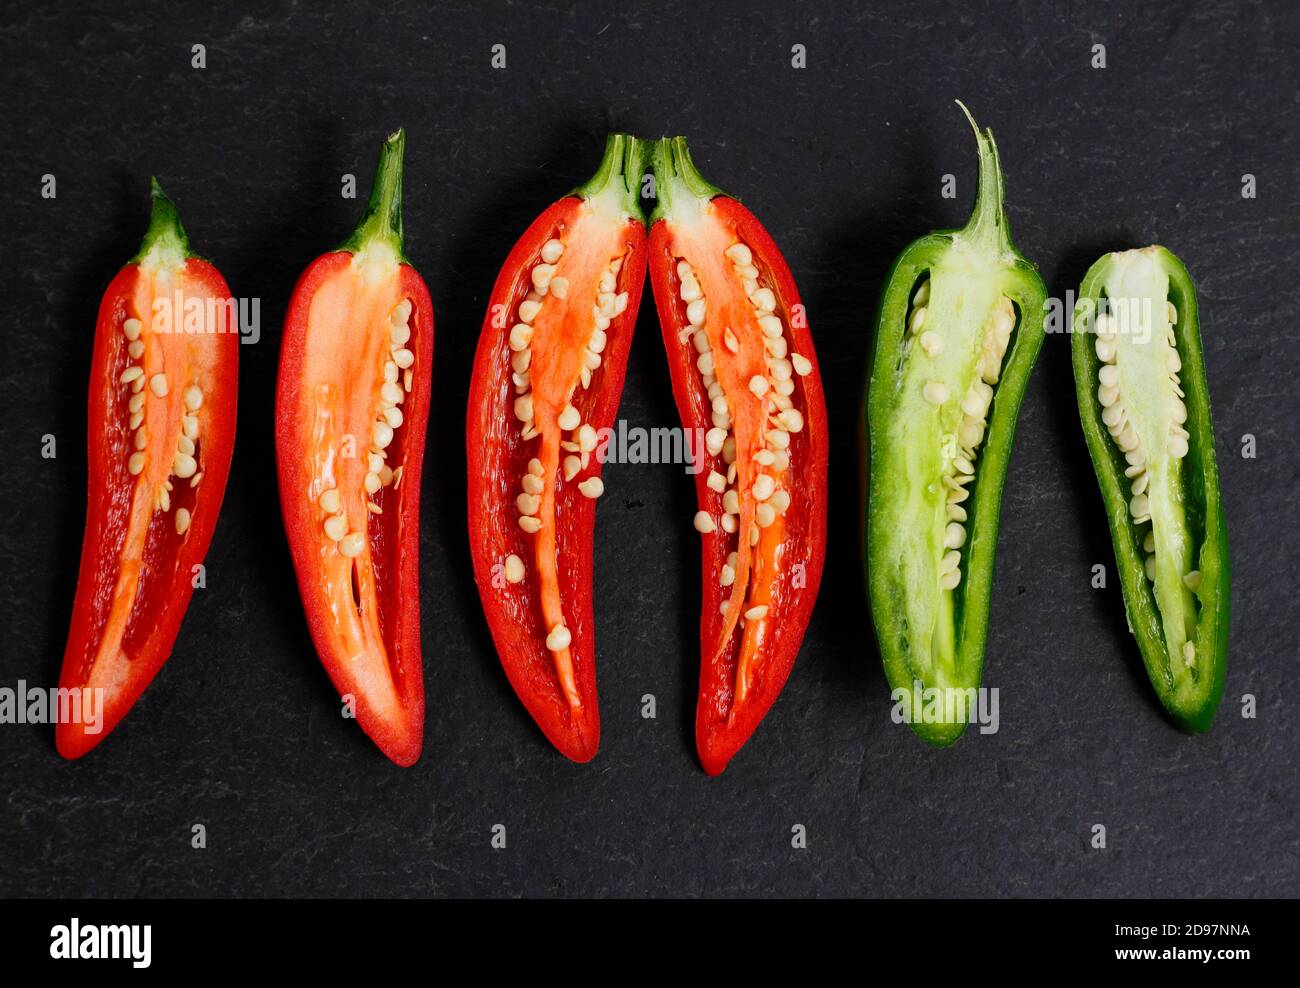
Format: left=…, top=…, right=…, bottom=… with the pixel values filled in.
left=1094, top=302, right=1199, bottom=667
left=506, top=237, right=626, bottom=654
left=684, top=243, right=812, bottom=622
left=911, top=280, right=1014, bottom=591
left=318, top=298, right=413, bottom=559
left=118, top=315, right=204, bottom=535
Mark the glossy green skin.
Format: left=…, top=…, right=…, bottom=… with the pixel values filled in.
left=863, top=109, right=1046, bottom=745
left=1071, top=248, right=1229, bottom=731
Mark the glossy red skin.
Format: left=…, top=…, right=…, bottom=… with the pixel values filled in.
left=58, top=260, right=239, bottom=758
left=649, top=198, right=828, bottom=775
left=276, top=251, right=433, bottom=767
left=467, top=196, right=647, bottom=763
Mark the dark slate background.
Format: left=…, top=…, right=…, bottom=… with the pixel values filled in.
left=0, top=0, right=1295, bottom=898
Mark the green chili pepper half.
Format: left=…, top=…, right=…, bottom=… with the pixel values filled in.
left=863, top=103, right=1046, bottom=745
left=1070, top=246, right=1229, bottom=731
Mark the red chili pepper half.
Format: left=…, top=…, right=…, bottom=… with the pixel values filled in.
left=57, top=180, right=239, bottom=758
left=275, top=131, right=433, bottom=767
left=647, top=138, right=829, bottom=775
left=467, top=134, right=648, bottom=762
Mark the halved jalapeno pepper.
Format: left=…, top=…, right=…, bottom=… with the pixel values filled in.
left=863, top=104, right=1046, bottom=745
left=1071, top=246, right=1229, bottom=730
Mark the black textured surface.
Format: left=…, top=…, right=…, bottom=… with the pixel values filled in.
left=1, top=0, right=1296, bottom=898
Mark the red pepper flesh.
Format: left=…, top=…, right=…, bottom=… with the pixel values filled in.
left=57, top=180, right=239, bottom=758
left=275, top=131, right=432, bottom=767
left=467, top=134, right=648, bottom=762
left=647, top=138, right=829, bottom=775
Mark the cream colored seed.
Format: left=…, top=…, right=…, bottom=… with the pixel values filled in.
left=384, top=406, right=404, bottom=429
left=779, top=409, right=804, bottom=433
left=720, top=565, right=735, bottom=587
left=705, top=428, right=726, bottom=456
left=578, top=424, right=598, bottom=453
left=908, top=307, right=927, bottom=335
left=509, top=324, right=533, bottom=351
left=1098, top=364, right=1120, bottom=388
left=390, top=322, right=411, bottom=346
left=174, top=508, right=191, bottom=535
left=516, top=492, right=540, bottom=516
left=940, top=570, right=961, bottom=590
left=128, top=391, right=146, bottom=414
left=697, top=351, right=714, bottom=376
left=759, top=315, right=783, bottom=339
left=752, top=288, right=775, bottom=312
left=128, top=452, right=145, bottom=475
left=120, top=366, right=144, bottom=385
left=131, top=376, right=145, bottom=393
left=541, top=239, right=564, bottom=264
left=513, top=395, right=533, bottom=423
left=767, top=429, right=790, bottom=451
left=531, top=263, right=556, bottom=293
left=722, top=489, right=740, bottom=515
left=693, top=511, right=716, bottom=534
left=1130, top=493, right=1150, bottom=518
left=941, top=549, right=962, bottom=573
left=373, top=422, right=394, bottom=449
left=391, top=299, right=413, bottom=324
left=578, top=477, right=604, bottom=499
left=1145, top=555, right=1158, bottom=581
left=748, top=375, right=769, bottom=397
left=173, top=453, right=197, bottom=478
left=519, top=516, right=542, bottom=534
left=379, top=464, right=394, bottom=486
left=1095, top=338, right=1116, bottom=362
left=126, top=340, right=144, bottom=359
left=527, top=457, right=545, bottom=477
left=519, top=299, right=542, bottom=323
left=724, top=328, right=739, bottom=354
left=129, top=411, right=144, bottom=430
left=523, top=473, right=544, bottom=496
left=725, top=243, right=752, bottom=265
left=339, top=532, right=366, bottom=558
left=720, top=513, right=737, bottom=534
left=953, top=455, right=975, bottom=476
left=744, top=604, right=769, bottom=621
left=1168, top=433, right=1189, bottom=458
left=944, top=523, right=967, bottom=549
left=504, top=554, right=525, bottom=584
left=707, top=471, right=726, bottom=493
left=393, top=348, right=415, bottom=369
left=368, top=453, right=384, bottom=473
left=549, top=276, right=569, bottom=300
left=919, top=331, right=943, bottom=357
left=404, top=369, right=413, bottom=393
left=766, top=334, right=787, bottom=359
left=771, top=358, right=793, bottom=381
left=324, top=514, right=348, bottom=541
left=381, top=381, right=404, bottom=405
left=755, top=503, right=776, bottom=528
left=182, top=415, right=199, bottom=440
left=367, top=501, right=382, bottom=515
left=546, top=624, right=571, bottom=651
left=686, top=299, right=706, bottom=325
left=752, top=474, right=775, bottom=501
left=320, top=489, right=341, bottom=514
left=775, top=378, right=795, bottom=397
left=1183, top=570, right=1201, bottom=592
left=561, top=455, right=580, bottom=482
left=558, top=404, right=581, bottom=431
left=149, top=373, right=169, bottom=397
left=923, top=380, right=949, bottom=405
left=177, top=435, right=195, bottom=456
left=588, top=330, right=608, bottom=355
left=364, top=472, right=381, bottom=495
left=123, top=317, right=142, bottom=340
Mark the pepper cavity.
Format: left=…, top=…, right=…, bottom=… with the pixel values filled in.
left=317, top=296, right=414, bottom=560
left=507, top=229, right=632, bottom=705
left=1087, top=249, right=1202, bottom=673
left=678, top=241, right=811, bottom=680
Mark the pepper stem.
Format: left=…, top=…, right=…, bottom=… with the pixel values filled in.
left=649, top=136, right=729, bottom=225
left=341, top=129, right=406, bottom=257
left=955, top=101, right=1012, bottom=253
left=132, top=178, right=193, bottom=265
left=573, top=133, right=646, bottom=219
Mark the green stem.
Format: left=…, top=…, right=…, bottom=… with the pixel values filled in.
left=573, top=133, right=647, bottom=219
left=649, top=136, right=729, bottom=225
left=132, top=178, right=193, bottom=263
left=341, top=129, right=406, bottom=257
left=955, top=101, right=1011, bottom=253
